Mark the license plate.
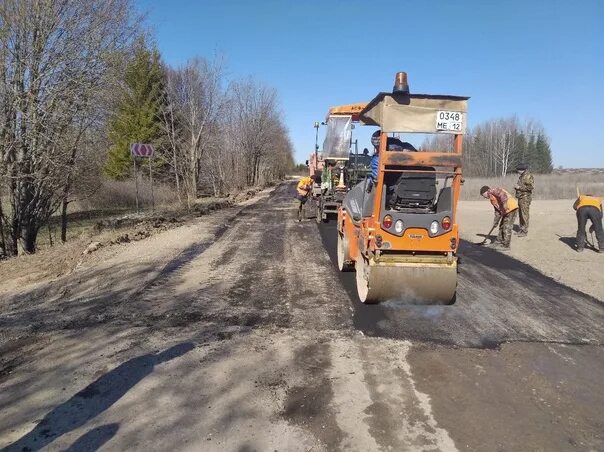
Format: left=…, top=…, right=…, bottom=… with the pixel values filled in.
left=436, top=111, right=463, bottom=132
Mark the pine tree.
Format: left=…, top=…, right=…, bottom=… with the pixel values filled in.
left=526, top=134, right=537, bottom=172
left=512, top=131, right=527, bottom=169
left=105, top=40, right=166, bottom=179
left=534, top=133, right=553, bottom=173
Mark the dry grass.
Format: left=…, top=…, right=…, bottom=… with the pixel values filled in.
left=460, top=172, right=604, bottom=201
left=79, top=178, right=180, bottom=210
left=24, top=179, right=182, bottom=249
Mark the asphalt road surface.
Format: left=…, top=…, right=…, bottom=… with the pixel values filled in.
left=1, top=182, right=603, bottom=451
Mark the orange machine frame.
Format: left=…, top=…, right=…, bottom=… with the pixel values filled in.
left=326, top=103, right=368, bottom=122
left=339, top=132, right=463, bottom=260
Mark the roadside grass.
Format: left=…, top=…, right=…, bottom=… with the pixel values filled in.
left=78, top=178, right=180, bottom=210
left=37, top=178, right=243, bottom=248
left=40, top=196, right=232, bottom=249
left=460, top=172, right=604, bottom=201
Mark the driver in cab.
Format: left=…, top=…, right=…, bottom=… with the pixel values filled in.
left=367, top=130, right=416, bottom=192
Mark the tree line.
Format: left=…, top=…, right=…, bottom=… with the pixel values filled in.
left=0, top=0, right=294, bottom=257
left=104, top=48, right=294, bottom=206
left=421, top=116, right=554, bottom=177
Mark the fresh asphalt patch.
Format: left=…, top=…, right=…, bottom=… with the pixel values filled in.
left=318, top=221, right=604, bottom=349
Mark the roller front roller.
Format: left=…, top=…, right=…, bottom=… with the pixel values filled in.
left=356, top=256, right=457, bottom=305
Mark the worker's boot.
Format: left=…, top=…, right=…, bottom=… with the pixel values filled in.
left=517, top=230, right=527, bottom=237
left=490, top=242, right=510, bottom=251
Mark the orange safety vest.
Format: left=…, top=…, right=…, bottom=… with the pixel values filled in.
left=297, top=177, right=313, bottom=196
left=489, top=188, right=518, bottom=214
left=574, top=195, right=602, bottom=211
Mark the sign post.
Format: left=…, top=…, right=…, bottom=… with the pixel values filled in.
left=130, top=143, right=156, bottom=212
left=149, top=156, right=154, bottom=210
left=133, top=156, right=139, bottom=212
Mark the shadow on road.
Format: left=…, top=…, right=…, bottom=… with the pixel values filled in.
left=3, top=343, right=193, bottom=452
left=557, top=234, right=598, bottom=252
left=63, top=423, right=119, bottom=452
left=475, top=233, right=497, bottom=243
left=558, top=235, right=578, bottom=250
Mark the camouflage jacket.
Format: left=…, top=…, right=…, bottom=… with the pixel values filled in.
left=515, top=171, right=534, bottom=198
left=488, top=187, right=518, bottom=226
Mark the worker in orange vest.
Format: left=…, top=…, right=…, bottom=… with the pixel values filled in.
left=572, top=194, right=603, bottom=252
left=480, top=185, right=519, bottom=249
left=295, top=175, right=315, bottom=221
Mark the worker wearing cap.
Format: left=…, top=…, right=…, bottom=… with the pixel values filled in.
left=367, top=130, right=417, bottom=192
left=573, top=194, right=603, bottom=252
left=295, top=175, right=315, bottom=220
left=480, top=186, right=519, bottom=249
left=367, top=131, right=381, bottom=188
left=514, top=163, right=534, bottom=237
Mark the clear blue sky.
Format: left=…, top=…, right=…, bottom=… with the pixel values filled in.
left=137, top=0, right=603, bottom=168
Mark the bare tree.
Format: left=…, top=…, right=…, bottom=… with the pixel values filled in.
left=0, top=0, right=137, bottom=254
left=423, top=116, right=551, bottom=177
left=163, top=58, right=227, bottom=206
left=159, top=73, right=185, bottom=202
left=229, top=79, right=286, bottom=187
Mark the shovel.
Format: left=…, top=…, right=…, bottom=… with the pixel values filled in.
left=477, top=225, right=496, bottom=246
left=587, top=225, right=597, bottom=251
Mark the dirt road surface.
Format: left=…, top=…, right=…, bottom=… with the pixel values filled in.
left=1, top=182, right=603, bottom=451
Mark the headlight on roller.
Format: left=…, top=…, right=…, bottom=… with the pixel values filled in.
left=394, top=219, right=404, bottom=233
left=430, top=221, right=439, bottom=234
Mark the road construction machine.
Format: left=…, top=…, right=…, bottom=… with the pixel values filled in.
left=337, top=72, right=468, bottom=304
left=311, top=104, right=372, bottom=223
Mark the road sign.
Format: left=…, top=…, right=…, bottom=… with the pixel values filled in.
left=130, top=143, right=155, bottom=157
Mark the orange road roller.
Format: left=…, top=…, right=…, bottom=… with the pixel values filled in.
left=337, top=72, right=468, bottom=304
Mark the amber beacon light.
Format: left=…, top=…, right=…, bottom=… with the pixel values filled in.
left=393, top=72, right=409, bottom=94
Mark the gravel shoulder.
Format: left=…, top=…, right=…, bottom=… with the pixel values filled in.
left=458, top=199, right=603, bottom=301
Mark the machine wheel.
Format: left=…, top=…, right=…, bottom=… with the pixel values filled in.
left=337, top=232, right=354, bottom=272
left=355, top=256, right=458, bottom=305
left=355, top=256, right=378, bottom=304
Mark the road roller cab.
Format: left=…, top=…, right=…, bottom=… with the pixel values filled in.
left=337, top=72, right=468, bottom=304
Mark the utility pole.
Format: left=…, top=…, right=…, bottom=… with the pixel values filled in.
left=314, top=121, right=320, bottom=168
